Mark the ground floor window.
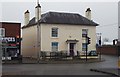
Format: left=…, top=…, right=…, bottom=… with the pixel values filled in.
left=82, top=43, right=87, bottom=51
left=2, top=48, right=18, bottom=57
left=51, top=42, right=58, bottom=52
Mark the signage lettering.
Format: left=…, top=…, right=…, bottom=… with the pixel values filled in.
left=2, top=37, right=16, bottom=42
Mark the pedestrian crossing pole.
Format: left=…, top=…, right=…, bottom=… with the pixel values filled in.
left=85, top=35, right=88, bottom=61
left=86, top=39, right=88, bottom=61
left=99, top=33, right=102, bottom=61
left=85, top=35, right=91, bottom=61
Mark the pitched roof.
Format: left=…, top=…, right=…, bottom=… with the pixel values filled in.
left=22, top=11, right=98, bottom=29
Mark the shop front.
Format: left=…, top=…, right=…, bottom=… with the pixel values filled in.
left=2, top=37, right=20, bottom=60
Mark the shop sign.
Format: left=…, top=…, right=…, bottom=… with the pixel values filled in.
left=2, top=37, right=16, bottom=43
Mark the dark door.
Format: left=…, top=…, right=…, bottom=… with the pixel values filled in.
left=69, top=43, right=74, bottom=56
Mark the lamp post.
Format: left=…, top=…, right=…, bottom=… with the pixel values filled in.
left=96, top=33, right=102, bottom=61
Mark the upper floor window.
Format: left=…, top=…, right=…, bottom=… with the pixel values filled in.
left=51, top=42, right=58, bottom=52
left=51, top=28, right=58, bottom=37
left=0, top=28, right=5, bottom=37
left=82, top=29, right=88, bottom=37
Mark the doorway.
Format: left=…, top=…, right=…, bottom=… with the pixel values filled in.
left=69, top=43, right=75, bottom=56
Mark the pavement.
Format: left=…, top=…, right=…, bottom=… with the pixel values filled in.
left=2, top=56, right=104, bottom=64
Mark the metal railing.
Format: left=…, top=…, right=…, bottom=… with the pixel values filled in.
left=40, top=51, right=81, bottom=60
left=39, top=50, right=99, bottom=61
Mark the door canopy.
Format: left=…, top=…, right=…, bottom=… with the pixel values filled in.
left=66, top=39, right=79, bottom=43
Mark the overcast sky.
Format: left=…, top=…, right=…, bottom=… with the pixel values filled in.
left=0, top=0, right=119, bottom=42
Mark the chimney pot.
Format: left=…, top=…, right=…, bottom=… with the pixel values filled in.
left=25, top=10, right=29, bottom=14
left=86, top=8, right=91, bottom=12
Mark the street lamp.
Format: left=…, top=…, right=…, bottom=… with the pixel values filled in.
left=96, top=33, right=102, bottom=45
left=96, top=33, right=102, bottom=61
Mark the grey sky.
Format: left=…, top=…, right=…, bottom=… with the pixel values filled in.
left=0, top=1, right=118, bottom=42
left=119, top=2, right=120, bottom=41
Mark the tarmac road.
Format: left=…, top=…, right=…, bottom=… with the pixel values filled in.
left=2, top=55, right=118, bottom=75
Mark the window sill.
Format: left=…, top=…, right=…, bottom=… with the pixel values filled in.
left=51, top=37, right=59, bottom=39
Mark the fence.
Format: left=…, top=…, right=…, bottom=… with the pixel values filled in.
left=2, top=50, right=99, bottom=64
left=40, top=51, right=81, bottom=60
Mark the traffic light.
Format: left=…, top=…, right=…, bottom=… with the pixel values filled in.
left=16, top=38, right=21, bottom=42
left=113, top=40, right=115, bottom=45
left=16, top=36, right=21, bottom=48
left=87, top=37, right=91, bottom=45
left=16, top=36, right=22, bottom=43
left=99, top=39, right=101, bottom=46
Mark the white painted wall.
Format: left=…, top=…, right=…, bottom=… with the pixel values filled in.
left=41, top=24, right=96, bottom=53
left=22, top=26, right=38, bottom=58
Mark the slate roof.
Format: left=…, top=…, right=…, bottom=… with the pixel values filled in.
left=22, top=11, right=98, bottom=29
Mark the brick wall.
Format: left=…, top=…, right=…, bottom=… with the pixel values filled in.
left=96, top=45, right=118, bottom=55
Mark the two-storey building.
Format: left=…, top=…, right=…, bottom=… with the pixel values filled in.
left=22, top=2, right=98, bottom=58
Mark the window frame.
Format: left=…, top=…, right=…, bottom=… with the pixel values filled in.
left=51, top=27, right=58, bottom=38
left=51, top=42, right=59, bottom=52
left=0, top=28, right=5, bottom=37
left=82, top=29, right=88, bottom=37
left=82, top=43, right=87, bottom=51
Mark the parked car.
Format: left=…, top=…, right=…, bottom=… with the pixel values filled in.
left=88, top=50, right=98, bottom=56
left=80, top=51, right=90, bottom=56
left=80, top=50, right=98, bottom=59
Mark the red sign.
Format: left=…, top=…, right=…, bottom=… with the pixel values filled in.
left=9, top=44, right=16, bottom=46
